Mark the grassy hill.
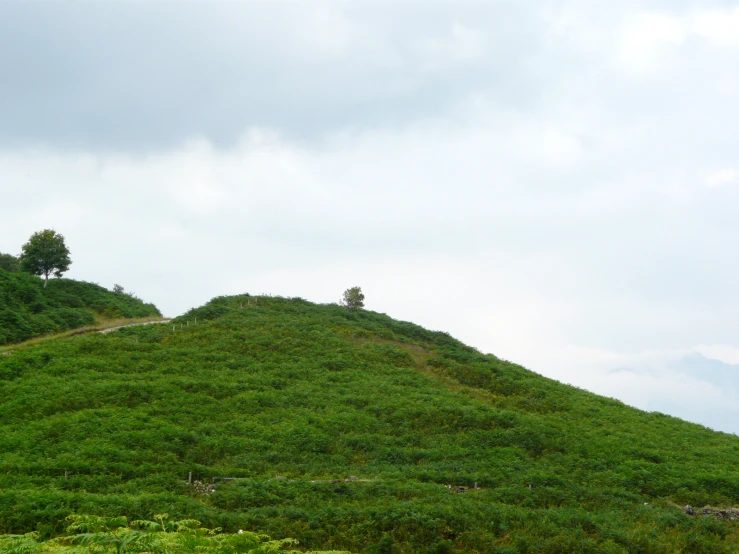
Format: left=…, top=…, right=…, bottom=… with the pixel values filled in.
left=0, top=270, right=161, bottom=345
left=2, top=295, right=739, bottom=553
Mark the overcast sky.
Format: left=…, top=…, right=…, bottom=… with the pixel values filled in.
left=2, top=0, right=739, bottom=433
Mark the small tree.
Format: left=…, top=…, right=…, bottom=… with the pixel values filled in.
left=19, top=229, right=72, bottom=287
left=0, top=253, right=19, bottom=272
left=341, top=286, right=365, bottom=311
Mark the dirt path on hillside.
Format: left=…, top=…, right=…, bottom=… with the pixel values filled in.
left=98, top=319, right=172, bottom=334
left=0, top=318, right=173, bottom=355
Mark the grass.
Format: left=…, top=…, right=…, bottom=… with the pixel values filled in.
left=2, top=293, right=739, bottom=552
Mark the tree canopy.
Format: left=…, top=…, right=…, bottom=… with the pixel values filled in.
left=341, top=286, right=365, bottom=311
left=19, top=229, right=72, bottom=287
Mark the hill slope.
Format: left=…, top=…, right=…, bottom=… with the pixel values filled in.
left=0, top=270, right=161, bottom=345
left=2, top=295, right=739, bottom=553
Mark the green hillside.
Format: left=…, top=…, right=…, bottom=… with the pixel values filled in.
left=2, top=295, right=739, bottom=553
left=0, top=270, right=161, bottom=345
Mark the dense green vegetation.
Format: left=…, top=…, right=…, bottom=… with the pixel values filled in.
left=2, top=294, right=739, bottom=552
left=0, top=270, right=161, bottom=345
left=0, top=252, right=19, bottom=273
left=0, top=514, right=344, bottom=553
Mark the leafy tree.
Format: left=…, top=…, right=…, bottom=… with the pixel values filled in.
left=19, top=230, right=71, bottom=287
left=0, top=253, right=19, bottom=272
left=341, top=286, right=365, bottom=311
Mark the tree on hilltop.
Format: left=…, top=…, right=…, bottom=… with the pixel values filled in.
left=19, top=229, right=72, bottom=287
left=341, top=286, right=365, bottom=311
left=0, top=252, right=19, bottom=272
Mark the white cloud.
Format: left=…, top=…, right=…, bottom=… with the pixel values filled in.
left=613, top=12, right=686, bottom=74
left=692, top=7, right=739, bottom=49
left=705, top=168, right=739, bottom=188
left=611, top=6, right=739, bottom=75
left=413, top=21, right=487, bottom=67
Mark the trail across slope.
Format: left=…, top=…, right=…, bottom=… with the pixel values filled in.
left=0, top=316, right=170, bottom=354
left=98, top=319, right=172, bottom=334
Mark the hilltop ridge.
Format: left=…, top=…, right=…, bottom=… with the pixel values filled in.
left=2, top=294, right=739, bottom=552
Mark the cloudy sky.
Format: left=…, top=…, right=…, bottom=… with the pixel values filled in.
left=2, top=0, right=739, bottom=433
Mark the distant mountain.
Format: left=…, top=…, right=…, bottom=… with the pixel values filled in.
left=3, top=294, right=739, bottom=552
left=0, top=269, right=161, bottom=345
left=609, top=353, right=739, bottom=435
left=671, top=353, right=739, bottom=389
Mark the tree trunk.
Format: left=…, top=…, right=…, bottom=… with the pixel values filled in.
left=44, top=273, right=48, bottom=288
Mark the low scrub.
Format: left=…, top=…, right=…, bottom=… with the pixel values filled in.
left=0, top=270, right=160, bottom=345
left=2, top=295, right=739, bottom=552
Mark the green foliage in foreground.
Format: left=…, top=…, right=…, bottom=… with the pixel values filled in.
left=2, top=295, right=739, bottom=552
left=0, top=514, right=346, bottom=553
left=0, top=270, right=160, bottom=345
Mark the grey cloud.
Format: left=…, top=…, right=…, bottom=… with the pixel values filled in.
left=0, top=1, right=547, bottom=151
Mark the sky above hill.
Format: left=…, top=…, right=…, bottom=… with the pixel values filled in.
left=2, top=0, right=739, bottom=433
